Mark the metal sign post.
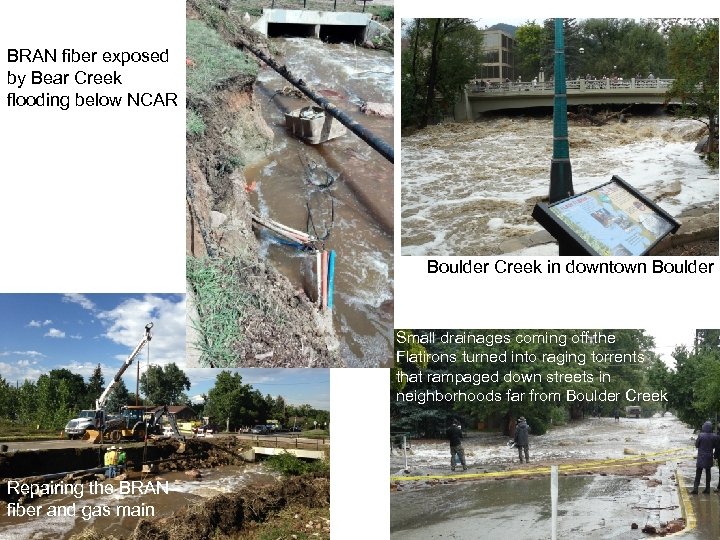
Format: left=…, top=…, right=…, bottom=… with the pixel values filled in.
left=549, top=18, right=574, bottom=207
left=551, top=465, right=558, bottom=540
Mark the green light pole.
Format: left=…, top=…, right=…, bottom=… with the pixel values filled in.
left=549, top=18, right=574, bottom=203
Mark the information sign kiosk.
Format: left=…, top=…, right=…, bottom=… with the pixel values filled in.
left=532, top=175, right=680, bottom=256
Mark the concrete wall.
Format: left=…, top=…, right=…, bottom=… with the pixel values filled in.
left=365, top=19, right=391, bottom=42
left=253, top=8, right=371, bottom=37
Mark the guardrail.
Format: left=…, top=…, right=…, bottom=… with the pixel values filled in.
left=468, top=78, right=675, bottom=95
left=240, top=0, right=380, bottom=13
left=236, top=433, right=329, bottom=450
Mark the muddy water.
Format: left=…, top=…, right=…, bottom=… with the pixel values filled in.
left=0, top=465, right=275, bottom=540
left=401, top=116, right=717, bottom=255
left=391, top=414, right=694, bottom=473
left=391, top=415, right=709, bottom=539
left=246, top=38, right=394, bottom=367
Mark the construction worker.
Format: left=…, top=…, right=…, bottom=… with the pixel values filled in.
left=117, top=447, right=127, bottom=474
left=104, top=445, right=118, bottom=478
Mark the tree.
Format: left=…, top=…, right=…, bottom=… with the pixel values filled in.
left=104, top=379, right=131, bottom=413
left=204, top=371, right=259, bottom=430
left=539, top=19, right=582, bottom=79
left=86, top=364, right=105, bottom=407
left=578, top=19, right=666, bottom=79
left=660, top=332, right=720, bottom=427
left=0, top=377, right=14, bottom=421
left=664, top=19, right=719, bottom=163
left=140, top=363, right=190, bottom=405
left=402, top=18, right=483, bottom=128
left=392, top=329, right=660, bottom=437
left=514, top=21, right=546, bottom=81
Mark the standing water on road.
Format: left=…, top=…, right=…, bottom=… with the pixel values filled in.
left=391, top=415, right=713, bottom=539
left=247, top=38, right=394, bottom=367
left=401, top=116, right=717, bottom=255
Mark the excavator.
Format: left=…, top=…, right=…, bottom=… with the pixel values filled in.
left=78, top=323, right=183, bottom=443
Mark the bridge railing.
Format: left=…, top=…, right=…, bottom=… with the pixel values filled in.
left=236, top=433, right=329, bottom=450
left=468, top=78, right=676, bottom=95
left=242, top=0, right=385, bottom=13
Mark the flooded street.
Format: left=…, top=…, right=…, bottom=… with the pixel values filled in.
left=391, top=414, right=694, bottom=472
left=0, top=465, right=276, bottom=540
left=401, top=116, right=717, bottom=255
left=248, top=38, right=393, bottom=367
left=391, top=415, right=719, bottom=538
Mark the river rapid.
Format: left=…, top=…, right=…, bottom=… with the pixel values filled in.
left=401, top=116, right=717, bottom=256
left=0, top=465, right=275, bottom=540
left=248, top=38, right=394, bottom=367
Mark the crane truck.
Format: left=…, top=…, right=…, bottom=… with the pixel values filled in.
left=65, top=322, right=184, bottom=443
left=63, top=322, right=153, bottom=442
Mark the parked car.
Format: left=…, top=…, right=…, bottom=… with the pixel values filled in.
left=289, top=426, right=302, bottom=432
left=251, top=425, right=269, bottom=434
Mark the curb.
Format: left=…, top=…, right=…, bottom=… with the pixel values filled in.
left=670, top=468, right=696, bottom=536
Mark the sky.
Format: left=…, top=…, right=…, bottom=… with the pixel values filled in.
left=643, top=327, right=696, bottom=368
left=0, top=294, right=329, bottom=410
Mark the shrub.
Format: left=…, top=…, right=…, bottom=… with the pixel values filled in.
left=186, top=109, right=206, bottom=137
left=265, top=451, right=329, bottom=477
left=370, top=6, right=393, bottom=22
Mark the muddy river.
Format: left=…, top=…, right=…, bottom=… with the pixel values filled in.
left=401, top=116, right=717, bottom=255
left=247, top=38, right=394, bottom=367
left=0, top=465, right=276, bottom=539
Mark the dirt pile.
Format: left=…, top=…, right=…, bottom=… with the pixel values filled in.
left=68, top=475, right=330, bottom=540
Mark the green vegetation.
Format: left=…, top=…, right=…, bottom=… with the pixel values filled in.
left=140, top=363, right=191, bottom=406
left=188, top=255, right=271, bottom=367
left=0, top=419, right=57, bottom=442
left=664, top=19, right=718, bottom=167
left=649, top=330, right=720, bottom=429
left=186, top=109, right=206, bottom=137
left=299, top=428, right=330, bottom=439
left=0, top=362, right=196, bottom=433
left=201, top=371, right=330, bottom=431
left=265, top=451, right=330, bottom=477
left=1, top=369, right=91, bottom=431
left=245, top=505, right=330, bottom=540
left=189, top=0, right=239, bottom=35
left=392, top=330, right=664, bottom=437
left=186, top=18, right=257, bottom=101
left=204, top=371, right=272, bottom=428
left=369, top=5, right=393, bottom=22
left=402, top=19, right=485, bottom=128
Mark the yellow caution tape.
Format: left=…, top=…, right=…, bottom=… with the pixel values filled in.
left=391, top=446, right=694, bottom=482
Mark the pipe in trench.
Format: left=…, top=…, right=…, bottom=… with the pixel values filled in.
left=234, top=34, right=394, bottom=163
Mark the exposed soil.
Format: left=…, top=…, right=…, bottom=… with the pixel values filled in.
left=66, top=475, right=330, bottom=540
left=0, top=439, right=250, bottom=502
left=186, top=1, right=341, bottom=366
left=655, top=239, right=719, bottom=256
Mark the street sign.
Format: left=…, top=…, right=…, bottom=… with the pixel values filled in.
left=532, top=175, right=680, bottom=256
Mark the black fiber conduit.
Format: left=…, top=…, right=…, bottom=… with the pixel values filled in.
left=235, top=35, right=394, bottom=163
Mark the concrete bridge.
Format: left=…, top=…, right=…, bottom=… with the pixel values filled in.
left=455, top=78, right=678, bottom=119
left=252, top=8, right=386, bottom=42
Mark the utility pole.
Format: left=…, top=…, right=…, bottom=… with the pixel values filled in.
left=549, top=18, right=574, bottom=205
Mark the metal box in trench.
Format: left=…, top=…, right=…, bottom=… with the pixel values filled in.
left=285, top=106, right=346, bottom=144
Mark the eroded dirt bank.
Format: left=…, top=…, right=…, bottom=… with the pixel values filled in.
left=0, top=439, right=247, bottom=491
left=62, top=475, right=330, bottom=540
left=185, top=0, right=341, bottom=367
